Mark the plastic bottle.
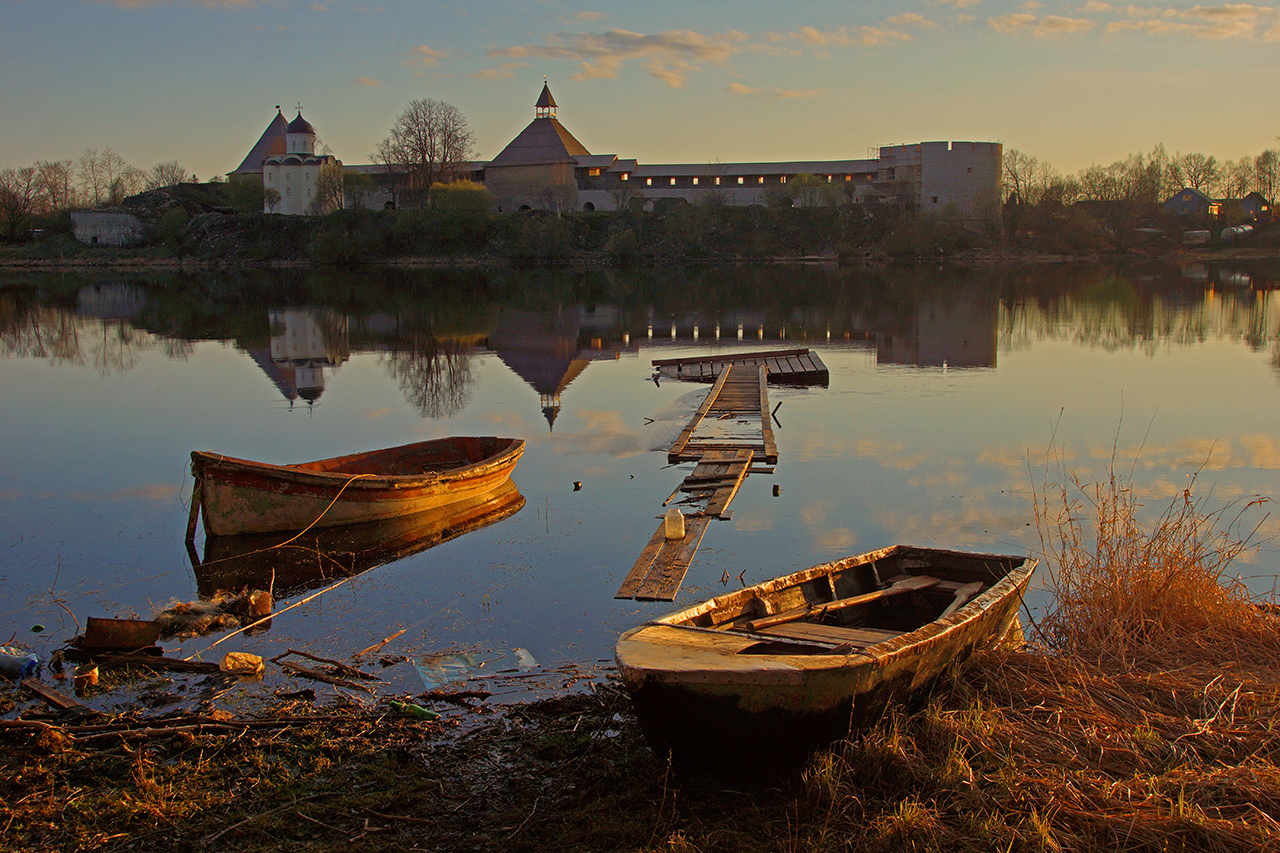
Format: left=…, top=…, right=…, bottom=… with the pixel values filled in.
left=664, top=507, right=685, bottom=541
left=389, top=700, right=441, bottom=721
left=0, top=647, right=39, bottom=680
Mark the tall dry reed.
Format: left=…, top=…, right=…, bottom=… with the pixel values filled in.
left=1034, top=451, right=1278, bottom=668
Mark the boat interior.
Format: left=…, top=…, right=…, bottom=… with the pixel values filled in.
left=293, top=437, right=515, bottom=476
left=673, top=548, right=1028, bottom=657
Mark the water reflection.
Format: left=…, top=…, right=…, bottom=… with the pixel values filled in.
left=192, top=480, right=525, bottom=599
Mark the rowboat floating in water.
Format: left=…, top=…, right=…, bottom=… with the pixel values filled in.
left=188, top=436, right=524, bottom=537
left=615, top=545, right=1036, bottom=771
left=192, top=479, right=526, bottom=598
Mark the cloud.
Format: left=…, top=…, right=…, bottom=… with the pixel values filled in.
left=988, top=13, right=1097, bottom=35
left=353, top=76, right=382, bottom=87
left=86, top=0, right=264, bottom=7
left=726, top=82, right=824, bottom=98
left=886, top=13, right=940, bottom=27
left=576, top=11, right=607, bottom=20
left=778, top=24, right=913, bottom=46
left=467, top=62, right=529, bottom=80
left=406, top=45, right=449, bottom=67
left=928, top=0, right=982, bottom=7
left=488, top=27, right=748, bottom=88
left=310, top=2, right=328, bottom=10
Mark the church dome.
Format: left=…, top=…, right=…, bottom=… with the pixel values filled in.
left=286, top=113, right=315, bottom=135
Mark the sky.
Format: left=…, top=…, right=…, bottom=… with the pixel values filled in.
left=2, top=0, right=1279, bottom=181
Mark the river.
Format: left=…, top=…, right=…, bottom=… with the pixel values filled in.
left=3, top=260, right=1279, bottom=703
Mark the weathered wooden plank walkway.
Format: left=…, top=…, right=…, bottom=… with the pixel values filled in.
left=667, top=363, right=778, bottom=464
left=614, top=514, right=712, bottom=601
left=668, top=449, right=753, bottom=518
left=654, top=348, right=828, bottom=386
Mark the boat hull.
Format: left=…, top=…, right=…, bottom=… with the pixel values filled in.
left=615, top=545, right=1035, bottom=771
left=191, top=436, right=524, bottom=536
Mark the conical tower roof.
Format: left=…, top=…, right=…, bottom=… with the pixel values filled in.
left=233, top=110, right=289, bottom=175
left=488, top=83, right=589, bottom=166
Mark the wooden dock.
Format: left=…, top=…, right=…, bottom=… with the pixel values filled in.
left=667, top=363, right=777, bottom=464
left=653, top=348, right=828, bottom=386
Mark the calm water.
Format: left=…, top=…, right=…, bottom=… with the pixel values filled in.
left=4, top=261, right=1280, bottom=704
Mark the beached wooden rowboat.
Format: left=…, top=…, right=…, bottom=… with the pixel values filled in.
left=615, top=545, right=1036, bottom=770
left=189, top=436, right=524, bottom=536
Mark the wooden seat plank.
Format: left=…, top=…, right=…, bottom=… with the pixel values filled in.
left=757, top=623, right=904, bottom=647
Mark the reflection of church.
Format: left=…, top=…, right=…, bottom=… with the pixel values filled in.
left=245, top=308, right=350, bottom=408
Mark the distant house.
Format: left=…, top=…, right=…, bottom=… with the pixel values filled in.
left=1164, top=187, right=1215, bottom=217
left=1241, top=192, right=1273, bottom=221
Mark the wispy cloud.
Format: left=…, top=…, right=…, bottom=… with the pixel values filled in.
left=406, top=45, right=449, bottom=67
left=467, top=61, right=529, bottom=80
left=86, top=0, right=265, bottom=7
left=488, top=28, right=748, bottom=88
left=988, top=13, right=1097, bottom=35
left=929, top=0, right=982, bottom=8
left=353, top=76, right=381, bottom=87
left=773, top=24, right=913, bottom=46
left=575, top=11, right=607, bottom=21
left=726, top=82, right=824, bottom=98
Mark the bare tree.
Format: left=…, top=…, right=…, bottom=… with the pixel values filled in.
left=1255, top=150, right=1280, bottom=204
left=307, top=164, right=345, bottom=215
left=0, top=166, right=43, bottom=241
left=1077, top=153, right=1161, bottom=250
left=369, top=137, right=407, bottom=208
left=36, top=160, right=76, bottom=210
left=264, top=187, right=281, bottom=213
left=1168, top=152, right=1219, bottom=192
left=1217, top=157, right=1254, bottom=199
left=147, top=160, right=188, bottom=190
left=78, top=148, right=105, bottom=206
left=108, top=165, right=146, bottom=205
left=377, top=99, right=475, bottom=202
left=344, top=171, right=378, bottom=209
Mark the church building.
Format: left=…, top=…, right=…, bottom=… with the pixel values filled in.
left=231, top=109, right=342, bottom=215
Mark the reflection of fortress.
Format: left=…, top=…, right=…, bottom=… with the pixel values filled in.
left=488, top=307, right=633, bottom=430
left=42, top=279, right=1280, bottom=427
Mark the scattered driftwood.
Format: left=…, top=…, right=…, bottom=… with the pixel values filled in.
left=271, top=652, right=375, bottom=694
left=283, top=649, right=383, bottom=682
left=0, top=712, right=349, bottom=747
left=354, top=629, right=407, bottom=658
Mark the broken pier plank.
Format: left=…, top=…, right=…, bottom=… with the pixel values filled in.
left=615, top=514, right=712, bottom=601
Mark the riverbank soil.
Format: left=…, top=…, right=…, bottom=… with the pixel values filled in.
left=4, top=647, right=1280, bottom=852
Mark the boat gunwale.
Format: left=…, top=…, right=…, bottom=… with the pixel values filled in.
left=617, top=547, right=1037, bottom=676
left=191, top=437, right=525, bottom=492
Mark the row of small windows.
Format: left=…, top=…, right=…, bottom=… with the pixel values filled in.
left=634, top=174, right=856, bottom=187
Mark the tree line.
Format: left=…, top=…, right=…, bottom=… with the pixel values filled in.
left=0, top=149, right=194, bottom=240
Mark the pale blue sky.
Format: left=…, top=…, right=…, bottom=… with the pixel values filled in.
left=2, top=0, right=1278, bottom=180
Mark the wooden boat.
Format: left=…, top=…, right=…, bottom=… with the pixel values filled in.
left=189, top=436, right=524, bottom=536
left=192, top=479, right=525, bottom=598
left=615, top=545, right=1036, bottom=770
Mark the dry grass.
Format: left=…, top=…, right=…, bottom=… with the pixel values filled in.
left=1033, top=451, right=1278, bottom=668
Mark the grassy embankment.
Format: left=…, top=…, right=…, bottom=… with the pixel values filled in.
left=3, top=461, right=1280, bottom=851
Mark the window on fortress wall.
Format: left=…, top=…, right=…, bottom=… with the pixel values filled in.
left=693, top=177, right=699, bottom=186
left=590, top=168, right=600, bottom=176
left=757, top=177, right=763, bottom=184
left=646, top=178, right=652, bottom=186
left=932, top=196, right=939, bottom=204
left=621, top=173, right=629, bottom=181
left=737, top=177, right=744, bottom=185
left=670, top=178, right=676, bottom=186
left=715, top=177, right=721, bottom=186
left=826, top=175, right=832, bottom=182
left=780, top=176, right=787, bottom=184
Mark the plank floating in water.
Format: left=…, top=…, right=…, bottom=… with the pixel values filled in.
left=615, top=514, right=712, bottom=601
left=653, top=348, right=829, bottom=387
